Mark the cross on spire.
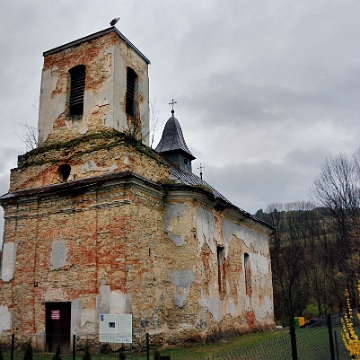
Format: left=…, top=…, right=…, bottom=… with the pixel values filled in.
left=169, top=98, right=177, bottom=115
left=197, top=163, right=205, bottom=180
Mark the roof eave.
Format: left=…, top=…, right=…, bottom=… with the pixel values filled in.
left=43, top=27, right=151, bottom=64
left=159, top=149, right=196, bottom=161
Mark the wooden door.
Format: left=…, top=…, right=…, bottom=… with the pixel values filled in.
left=46, top=302, right=71, bottom=353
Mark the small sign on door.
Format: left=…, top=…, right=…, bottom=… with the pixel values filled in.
left=51, top=310, right=60, bottom=320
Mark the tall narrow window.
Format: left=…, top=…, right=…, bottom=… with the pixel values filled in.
left=69, top=65, right=86, bottom=116
left=244, top=253, right=251, bottom=295
left=126, top=67, right=137, bottom=118
left=217, top=246, right=225, bottom=295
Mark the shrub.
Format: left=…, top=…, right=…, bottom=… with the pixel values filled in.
left=0, top=342, right=4, bottom=360
left=342, top=285, right=360, bottom=358
left=23, top=342, right=33, bottom=360
left=53, top=345, right=61, bottom=360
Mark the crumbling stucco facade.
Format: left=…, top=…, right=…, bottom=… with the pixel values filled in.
left=0, top=27, right=274, bottom=350
left=38, top=28, right=150, bottom=147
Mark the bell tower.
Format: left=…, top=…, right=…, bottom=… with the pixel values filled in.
left=38, top=27, right=150, bottom=146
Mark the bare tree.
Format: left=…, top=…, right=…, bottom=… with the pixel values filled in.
left=16, top=122, right=38, bottom=151
left=150, top=101, right=159, bottom=148
left=263, top=202, right=314, bottom=324
left=312, top=152, right=360, bottom=308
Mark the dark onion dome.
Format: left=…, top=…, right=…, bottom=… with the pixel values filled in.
left=155, top=114, right=196, bottom=160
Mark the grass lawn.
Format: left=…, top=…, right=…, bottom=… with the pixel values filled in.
left=1, top=330, right=287, bottom=360
left=131, top=330, right=287, bottom=360
left=2, top=327, right=350, bottom=360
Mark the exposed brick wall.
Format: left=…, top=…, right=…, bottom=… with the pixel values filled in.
left=10, top=130, right=169, bottom=192
left=0, top=138, right=274, bottom=347
left=0, top=28, right=274, bottom=350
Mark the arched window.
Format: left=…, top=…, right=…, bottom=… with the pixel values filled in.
left=244, top=253, right=251, bottom=295
left=126, top=67, right=137, bottom=118
left=69, top=65, right=86, bottom=116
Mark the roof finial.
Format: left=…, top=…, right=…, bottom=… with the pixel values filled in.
left=197, top=163, right=205, bottom=180
left=169, top=98, right=177, bottom=116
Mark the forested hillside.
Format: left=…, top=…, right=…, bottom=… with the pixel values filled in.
left=256, top=151, right=360, bottom=325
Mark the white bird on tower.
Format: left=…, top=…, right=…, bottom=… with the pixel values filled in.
left=110, top=17, right=120, bottom=26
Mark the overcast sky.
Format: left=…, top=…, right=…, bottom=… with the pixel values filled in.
left=1, top=1, right=360, bottom=243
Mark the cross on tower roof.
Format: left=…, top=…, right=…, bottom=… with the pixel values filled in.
left=197, top=163, right=205, bottom=180
left=169, top=98, right=177, bottom=115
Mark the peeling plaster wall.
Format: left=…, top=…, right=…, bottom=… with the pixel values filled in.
left=38, top=32, right=149, bottom=146
left=222, top=218, right=269, bottom=254
left=0, top=154, right=273, bottom=348
left=170, top=269, right=195, bottom=307
left=110, top=291, right=131, bottom=314
left=0, top=26, right=274, bottom=352
left=1, top=242, right=17, bottom=282
left=113, top=40, right=149, bottom=143
left=0, top=305, right=11, bottom=333
left=50, top=240, right=67, bottom=269
left=164, top=203, right=187, bottom=246
left=195, top=206, right=274, bottom=327
left=71, top=300, right=82, bottom=334
left=195, top=207, right=217, bottom=254
left=10, top=134, right=169, bottom=192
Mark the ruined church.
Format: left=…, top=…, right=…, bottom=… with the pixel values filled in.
left=0, top=26, right=274, bottom=350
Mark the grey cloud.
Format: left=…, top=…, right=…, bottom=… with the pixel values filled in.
left=198, top=159, right=315, bottom=214
left=2, top=0, right=360, bottom=243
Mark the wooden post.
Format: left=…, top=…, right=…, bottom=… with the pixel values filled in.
left=146, top=333, right=150, bottom=360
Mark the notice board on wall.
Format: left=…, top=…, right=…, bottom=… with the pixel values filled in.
left=99, top=314, right=132, bottom=343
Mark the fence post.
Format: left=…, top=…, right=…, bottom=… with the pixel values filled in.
left=146, top=333, right=150, bottom=360
left=327, top=314, right=335, bottom=360
left=10, top=334, right=14, bottom=360
left=334, top=330, right=340, bottom=360
left=290, top=325, right=298, bottom=360
left=72, top=334, right=76, bottom=360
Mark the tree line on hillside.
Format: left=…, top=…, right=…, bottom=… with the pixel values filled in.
left=255, top=150, right=360, bottom=326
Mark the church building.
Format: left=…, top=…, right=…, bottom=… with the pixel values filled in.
left=0, top=26, right=274, bottom=350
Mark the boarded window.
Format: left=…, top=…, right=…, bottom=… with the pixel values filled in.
left=244, top=253, right=251, bottom=295
left=69, top=65, right=86, bottom=116
left=126, top=67, right=137, bottom=118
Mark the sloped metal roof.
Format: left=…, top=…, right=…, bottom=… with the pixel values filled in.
left=165, top=159, right=273, bottom=229
left=165, top=158, right=233, bottom=204
left=155, top=114, right=196, bottom=160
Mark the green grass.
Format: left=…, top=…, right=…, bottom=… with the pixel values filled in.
left=132, top=330, right=287, bottom=360
left=2, top=327, right=350, bottom=360
left=1, top=330, right=286, bottom=360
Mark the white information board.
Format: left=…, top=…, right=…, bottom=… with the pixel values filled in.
left=99, top=314, right=132, bottom=343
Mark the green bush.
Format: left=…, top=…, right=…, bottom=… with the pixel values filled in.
left=23, top=342, right=33, bottom=360
left=53, top=345, right=62, bottom=360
